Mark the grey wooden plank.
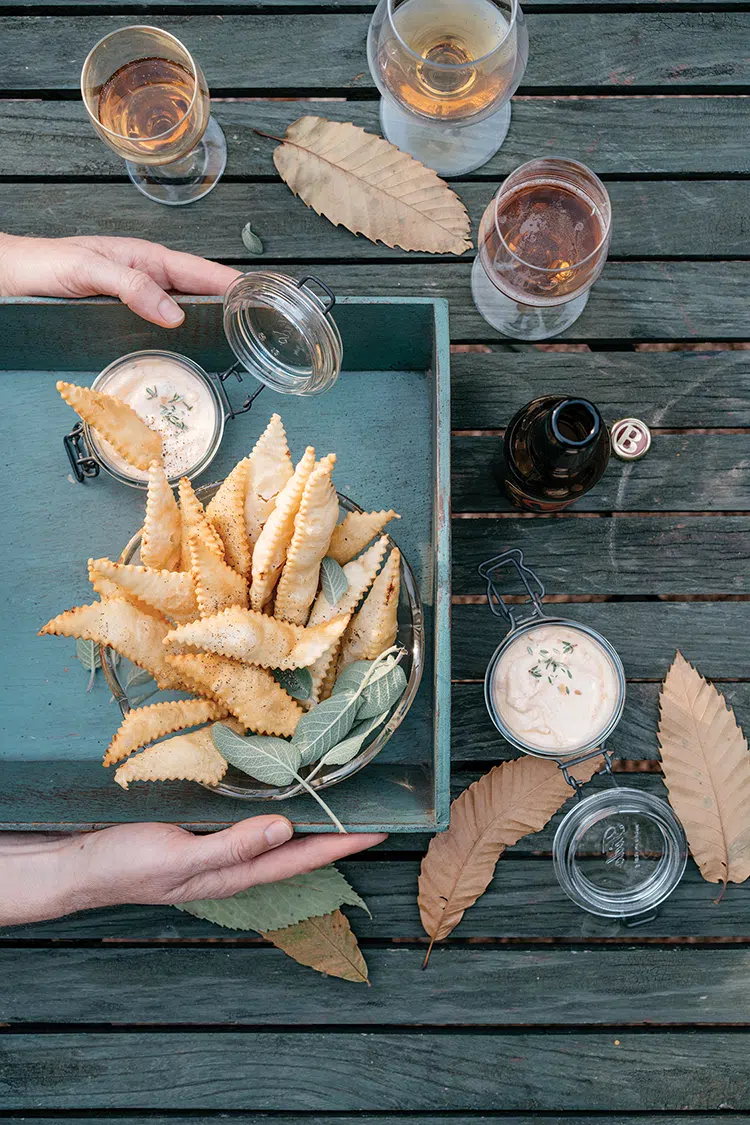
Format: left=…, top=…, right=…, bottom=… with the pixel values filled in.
left=4, top=264, right=747, bottom=342
left=451, top=602, right=750, bottom=680
left=1, top=1029, right=750, bottom=1110
left=6, top=0, right=750, bottom=7
left=0, top=1119, right=746, bottom=1125
left=0, top=1120, right=748, bottom=1125
left=3, top=845, right=749, bottom=940
left=2, top=180, right=748, bottom=261
left=452, top=349, right=750, bottom=430
left=1, top=97, right=748, bottom=177
left=1, top=14, right=749, bottom=93
left=453, top=434, right=750, bottom=512
left=330, top=261, right=750, bottom=341
left=4, top=946, right=750, bottom=1025
left=451, top=681, right=750, bottom=761
left=453, top=516, right=750, bottom=595
left=160, top=262, right=750, bottom=342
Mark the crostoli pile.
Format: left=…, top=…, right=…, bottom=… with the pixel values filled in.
left=41, top=393, right=401, bottom=791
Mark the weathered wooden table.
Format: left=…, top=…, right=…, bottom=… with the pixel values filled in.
left=1, top=0, right=750, bottom=1118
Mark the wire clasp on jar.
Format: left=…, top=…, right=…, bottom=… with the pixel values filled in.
left=558, top=746, right=616, bottom=799
left=478, top=547, right=546, bottom=631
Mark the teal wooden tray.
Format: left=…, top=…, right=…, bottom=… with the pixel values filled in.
left=0, top=294, right=451, bottom=834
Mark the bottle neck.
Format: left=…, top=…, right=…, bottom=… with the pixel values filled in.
left=530, top=398, right=604, bottom=470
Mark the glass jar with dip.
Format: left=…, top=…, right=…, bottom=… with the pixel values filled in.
left=479, top=548, right=687, bottom=924
left=63, top=272, right=343, bottom=487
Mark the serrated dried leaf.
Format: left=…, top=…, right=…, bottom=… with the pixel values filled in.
left=262, top=908, right=369, bottom=983
left=418, top=755, right=602, bottom=964
left=269, top=116, right=471, bottom=255
left=658, top=650, right=750, bottom=888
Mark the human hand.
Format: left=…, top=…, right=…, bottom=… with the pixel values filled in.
left=0, top=819, right=386, bottom=926
left=0, top=233, right=241, bottom=328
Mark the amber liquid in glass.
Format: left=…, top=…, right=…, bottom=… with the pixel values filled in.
left=381, top=0, right=511, bottom=119
left=97, top=56, right=198, bottom=158
left=482, top=180, right=605, bottom=303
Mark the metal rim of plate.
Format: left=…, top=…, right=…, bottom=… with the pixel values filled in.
left=100, top=483, right=425, bottom=800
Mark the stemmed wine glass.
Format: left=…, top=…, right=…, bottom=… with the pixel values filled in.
left=367, top=0, right=528, bottom=176
left=472, top=158, right=612, bottom=340
left=81, top=25, right=227, bottom=206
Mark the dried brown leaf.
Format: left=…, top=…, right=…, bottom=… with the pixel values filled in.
left=658, top=650, right=750, bottom=888
left=261, top=908, right=369, bottom=983
left=268, top=116, right=472, bottom=256
left=418, top=755, right=602, bottom=963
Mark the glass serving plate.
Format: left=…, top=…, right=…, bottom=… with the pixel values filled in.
left=101, top=482, right=424, bottom=800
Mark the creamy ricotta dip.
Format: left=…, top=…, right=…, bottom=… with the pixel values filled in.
left=92, top=352, right=219, bottom=482
left=491, top=624, right=620, bottom=753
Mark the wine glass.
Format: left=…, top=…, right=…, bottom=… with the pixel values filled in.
left=81, top=25, right=227, bottom=206
left=367, top=0, right=528, bottom=176
left=471, top=158, right=612, bottom=340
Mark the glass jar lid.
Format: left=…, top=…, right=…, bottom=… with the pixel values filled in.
left=223, top=272, right=343, bottom=396
left=553, top=788, right=687, bottom=919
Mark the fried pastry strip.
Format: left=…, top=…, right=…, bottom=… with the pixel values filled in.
left=89, top=558, right=198, bottom=624
left=189, top=533, right=248, bottom=617
left=327, top=509, right=400, bottom=566
left=141, top=461, right=181, bottom=571
left=206, top=459, right=252, bottom=578
left=337, top=549, right=401, bottom=671
left=114, top=727, right=228, bottom=789
left=57, top=380, right=162, bottom=471
left=244, top=413, right=294, bottom=546
left=164, top=606, right=349, bottom=670
left=178, top=477, right=224, bottom=568
left=39, top=598, right=179, bottom=690
left=275, top=455, right=338, bottom=625
left=166, top=652, right=303, bottom=737
left=250, top=446, right=316, bottom=611
left=104, top=698, right=227, bottom=766
left=306, top=536, right=390, bottom=702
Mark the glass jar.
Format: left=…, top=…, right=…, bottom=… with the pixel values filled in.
left=479, top=548, right=687, bottom=922
left=223, top=272, right=342, bottom=396
left=86, top=350, right=225, bottom=488
left=62, top=272, right=342, bottom=488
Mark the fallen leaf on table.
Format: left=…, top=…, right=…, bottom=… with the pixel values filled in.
left=176, top=864, right=369, bottom=933
left=658, top=650, right=750, bottom=891
left=418, top=754, right=602, bottom=966
left=262, top=908, right=369, bottom=983
left=260, top=115, right=472, bottom=255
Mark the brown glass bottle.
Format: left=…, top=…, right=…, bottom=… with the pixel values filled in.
left=500, top=395, right=610, bottom=512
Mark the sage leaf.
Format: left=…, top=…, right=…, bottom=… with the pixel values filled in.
left=241, top=222, right=264, bottom=255
left=131, top=687, right=160, bottom=707
left=75, top=638, right=101, bottom=692
left=126, top=666, right=154, bottom=692
left=318, top=710, right=390, bottom=769
left=331, top=660, right=372, bottom=699
left=320, top=556, right=348, bottom=607
left=176, top=864, right=369, bottom=932
left=290, top=691, right=360, bottom=767
left=274, top=666, right=313, bottom=701
left=212, top=723, right=301, bottom=786
left=357, top=659, right=408, bottom=720
left=75, top=638, right=100, bottom=673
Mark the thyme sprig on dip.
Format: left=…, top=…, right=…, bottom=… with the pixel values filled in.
left=528, top=638, right=578, bottom=685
